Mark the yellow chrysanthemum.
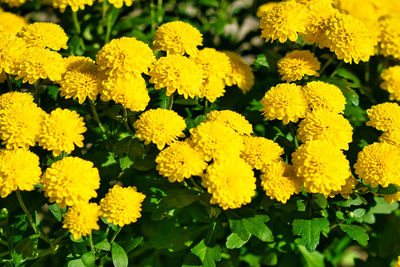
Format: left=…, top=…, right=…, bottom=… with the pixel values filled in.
left=0, top=12, right=27, bottom=35
left=381, top=66, right=400, bottom=101
left=292, top=140, right=351, bottom=197
left=223, top=51, right=254, bottom=94
left=201, top=158, right=256, bottom=210
left=260, top=0, right=308, bottom=43
left=38, top=108, right=87, bottom=156
left=0, top=0, right=25, bottom=7
left=354, top=142, right=400, bottom=187
left=303, top=81, right=346, bottom=114
left=107, top=0, right=133, bottom=9
left=298, top=110, right=353, bottom=150
left=18, top=23, right=68, bottom=51
left=53, top=0, right=94, bottom=12
left=260, top=83, right=309, bottom=124
left=0, top=149, right=41, bottom=198
left=134, top=108, right=186, bottom=150
left=62, top=203, right=100, bottom=240
left=153, top=21, right=203, bottom=57
left=366, top=102, right=400, bottom=132
left=96, top=37, right=155, bottom=78
left=261, top=161, right=302, bottom=204
left=0, top=34, right=26, bottom=75
left=256, top=2, right=277, bottom=17
left=329, top=175, right=358, bottom=199
left=394, top=256, right=400, bottom=267
left=384, top=192, right=400, bottom=204
left=42, top=157, right=100, bottom=208
left=277, top=50, right=320, bottom=82
left=189, top=121, right=244, bottom=161
left=64, top=56, right=93, bottom=71
left=155, top=141, right=207, bottom=183
left=100, top=185, right=146, bottom=227
left=149, top=54, right=205, bottom=98
left=379, top=16, right=400, bottom=60
left=379, top=131, right=400, bottom=147
left=206, top=110, right=253, bottom=135
left=0, top=92, right=34, bottom=110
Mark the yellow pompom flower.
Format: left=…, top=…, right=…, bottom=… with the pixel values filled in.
left=277, top=50, right=320, bottom=82
left=107, top=0, right=132, bottom=9
left=0, top=92, right=34, bottom=110
left=100, top=185, right=146, bottom=227
left=62, top=203, right=100, bottom=240
left=354, top=142, right=400, bottom=187
left=64, top=56, right=93, bottom=71
left=153, top=21, right=203, bottom=56
left=18, top=22, right=68, bottom=51
left=53, top=0, right=94, bottom=12
left=292, top=140, right=351, bottom=197
left=260, top=83, right=309, bottom=124
left=38, top=108, right=87, bottom=156
left=303, top=81, right=346, bottom=114
left=0, top=149, right=41, bottom=198
left=149, top=54, right=205, bottom=98
left=383, top=192, right=400, bottom=204
left=0, top=0, right=25, bottom=8
left=189, top=121, right=244, bottom=161
left=0, top=34, right=26, bottom=75
left=257, top=2, right=277, bottom=17
left=298, top=110, right=353, bottom=150
left=366, top=102, right=400, bottom=132
left=329, top=175, right=358, bottom=199
left=379, top=16, right=400, bottom=60
left=223, top=51, right=255, bottom=94
left=381, top=66, right=400, bottom=101
left=96, top=37, right=155, bottom=78
left=260, top=0, right=308, bottom=43
left=206, top=110, right=253, bottom=136
left=201, top=158, right=256, bottom=210
left=379, top=131, right=400, bottom=147
left=0, top=12, right=28, bottom=35
left=42, top=157, right=100, bottom=208
left=134, top=108, right=186, bottom=150
left=261, top=161, right=302, bottom=204
left=155, top=141, right=207, bottom=183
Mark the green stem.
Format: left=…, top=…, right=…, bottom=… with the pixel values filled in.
left=167, top=93, right=174, bottom=110
left=88, top=99, right=106, bottom=134
left=105, top=7, right=116, bottom=44
left=157, top=0, right=163, bottom=23
left=190, top=177, right=204, bottom=192
left=16, top=190, right=39, bottom=235
left=6, top=74, right=12, bottom=91
left=329, top=61, right=343, bottom=78
left=110, top=227, right=122, bottom=244
left=365, top=62, right=370, bottom=84
left=123, top=108, right=136, bottom=136
left=89, top=234, right=95, bottom=252
left=34, top=80, right=40, bottom=105
left=71, top=12, right=86, bottom=51
left=150, top=0, right=156, bottom=35
left=319, top=56, right=334, bottom=75
left=102, top=0, right=108, bottom=19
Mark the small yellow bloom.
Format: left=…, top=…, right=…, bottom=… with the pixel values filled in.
left=366, top=102, right=400, bottom=132
left=18, top=22, right=68, bottom=51
left=222, top=51, right=254, bottom=94
left=62, top=203, right=100, bottom=240
left=303, top=81, right=346, bottom=114
left=277, top=50, right=320, bottom=82
left=53, top=0, right=94, bottom=12
left=381, top=66, right=400, bottom=101
left=206, top=110, right=253, bottom=136
left=0, top=11, right=27, bottom=35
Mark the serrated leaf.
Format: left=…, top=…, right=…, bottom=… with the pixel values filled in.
left=297, top=245, right=325, bottom=267
left=228, top=213, right=273, bottom=242
left=111, top=242, right=128, bottom=267
left=292, top=218, right=330, bottom=251
left=48, top=203, right=63, bottom=222
left=253, top=54, right=269, bottom=69
left=313, top=194, right=328, bottom=209
left=226, top=233, right=250, bottom=249
left=191, top=240, right=221, bottom=267
left=339, top=224, right=369, bottom=246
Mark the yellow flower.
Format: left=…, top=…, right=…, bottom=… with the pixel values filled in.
left=96, top=37, right=155, bottom=78
left=0, top=0, right=25, bottom=7
left=292, top=140, right=351, bottom=197
left=0, top=34, right=26, bottom=75
left=260, top=0, right=308, bottom=43
left=64, top=56, right=93, bottom=71
left=222, top=51, right=254, bottom=94
left=0, top=149, right=41, bottom=198
left=38, top=108, right=87, bottom=156
left=277, top=50, right=320, bottom=82
left=354, top=142, right=400, bottom=187
left=303, top=81, right=346, bottom=114
left=394, top=256, right=400, bottom=267
left=260, top=83, right=309, bottom=124
left=0, top=92, right=34, bottom=110
left=100, top=185, right=146, bottom=227
left=201, top=157, right=256, bottom=210
left=206, top=110, right=253, bottom=135
left=134, top=108, right=186, bottom=150
left=261, top=161, right=302, bottom=204
left=155, top=141, right=207, bottom=183
left=189, top=121, right=244, bottom=161
left=18, top=22, right=68, bottom=51
left=62, top=203, right=100, bottom=240
left=107, top=0, right=132, bottom=9
left=0, top=11, right=27, bottom=35
left=42, top=157, right=100, bottom=209
left=379, top=131, right=400, bottom=147
left=379, top=16, right=400, bottom=60
left=149, top=54, right=205, bottom=98
left=328, top=175, right=357, bottom=199
left=381, top=66, right=400, bottom=101
left=153, top=21, right=203, bottom=57
left=53, top=0, right=94, bottom=12
left=256, top=2, right=277, bottom=17
left=383, top=192, right=400, bottom=204
left=241, top=136, right=284, bottom=170
left=366, top=102, right=400, bottom=132
left=298, top=110, right=353, bottom=150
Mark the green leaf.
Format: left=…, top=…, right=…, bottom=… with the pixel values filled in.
left=228, top=213, right=273, bottom=242
left=369, top=197, right=399, bottom=214
left=198, top=0, right=219, bottom=7
left=119, top=156, right=133, bottom=170
left=81, top=251, right=95, bottom=267
left=334, top=68, right=361, bottom=88
left=48, top=203, right=63, bottom=222
left=94, top=239, right=111, bottom=251
left=191, top=240, right=221, bottom=267
left=226, top=233, right=250, bottom=249
left=126, top=236, right=143, bottom=253
left=67, top=258, right=86, bottom=267
left=292, top=218, right=330, bottom=251
left=297, top=245, right=325, bottom=267
left=376, top=185, right=399, bottom=195
left=253, top=54, right=269, bottom=69
left=14, top=235, right=38, bottom=260
left=111, top=242, right=128, bottom=267
left=297, top=200, right=306, bottom=212
left=313, top=194, right=328, bottom=209
left=339, top=224, right=369, bottom=246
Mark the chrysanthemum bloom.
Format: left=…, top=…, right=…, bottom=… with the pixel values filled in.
left=256, top=2, right=277, bottom=17
left=62, top=203, right=100, bottom=240
left=0, top=149, right=41, bottom=198
left=379, top=131, right=400, bottom=147
left=189, top=121, right=244, bottom=161
left=298, top=110, right=353, bottom=150
left=53, top=0, right=94, bottom=12
left=15, top=47, right=66, bottom=84
left=379, top=16, right=400, bottom=60
left=394, top=256, right=400, bottom=267
left=41, top=157, right=100, bottom=208
left=100, top=185, right=146, bottom=227
left=206, top=110, right=253, bottom=136
left=0, top=0, right=25, bottom=8
left=0, top=34, right=26, bottom=75
left=277, top=50, right=320, bottom=82
left=64, top=56, right=93, bottom=71
left=260, top=83, right=309, bottom=124
left=324, top=13, right=377, bottom=64
left=38, top=108, right=87, bottom=156
left=332, top=175, right=358, bottom=199
left=18, top=23, right=68, bottom=51
left=149, top=54, right=205, bottom=98
left=260, top=0, right=308, bottom=43
left=0, top=92, right=34, bottom=110
left=354, top=142, right=400, bottom=187
left=134, top=108, right=186, bottom=150
left=261, top=161, right=302, bottom=204
left=241, top=136, right=284, bottom=171
left=303, top=81, right=346, bottom=114
left=222, top=51, right=254, bottom=94
left=0, top=12, right=27, bottom=35
left=366, top=102, right=400, bottom=132
left=292, top=140, right=351, bottom=197
left=107, top=0, right=132, bottom=9
left=201, top=158, right=256, bottom=210
left=380, top=66, right=400, bottom=101
left=383, top=192, right=400, bottom=204
left=153, top=21, right=203, bottom=57
left=155, top=141, right=207, bottom=183
left=96, top=37, right=155, bottom=78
